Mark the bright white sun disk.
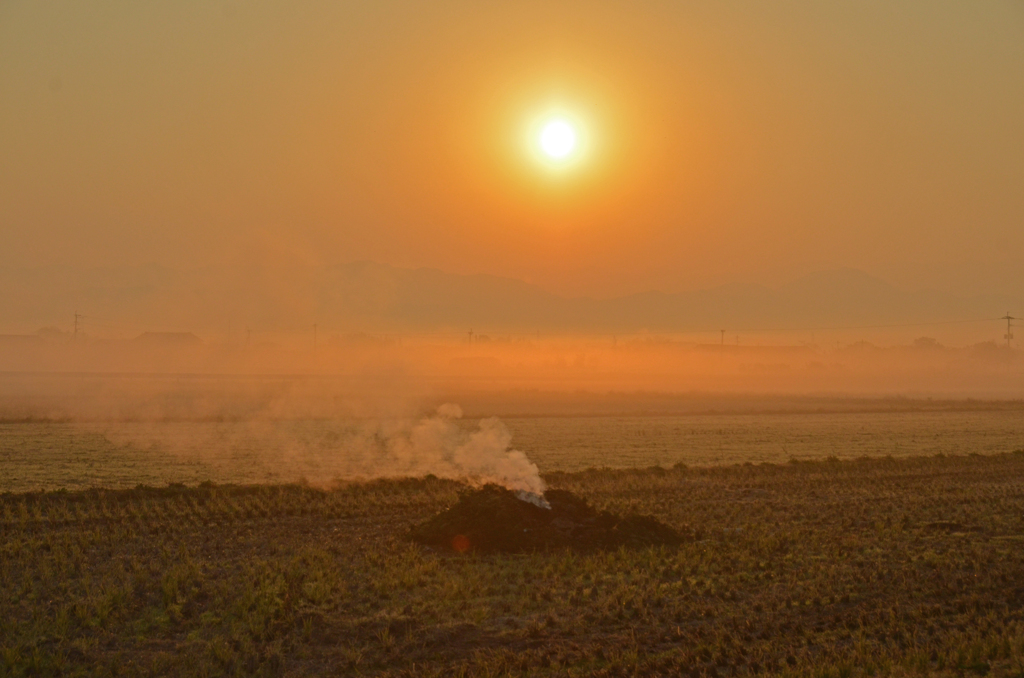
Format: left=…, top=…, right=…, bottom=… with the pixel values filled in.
left=539, top=120, right=577, bottom=159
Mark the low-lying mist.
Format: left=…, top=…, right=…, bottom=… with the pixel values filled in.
left=3, top=333, right=1023, bottom=406
left=2, top=335, right=1022, bottom=493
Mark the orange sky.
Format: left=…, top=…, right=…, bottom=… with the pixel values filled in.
left=2, top=1, right=1023, bottom=298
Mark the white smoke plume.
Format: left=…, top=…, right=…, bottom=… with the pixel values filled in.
left=94, top=402, right=549, bottom=505
left=374, top=404, right=548, bottom=506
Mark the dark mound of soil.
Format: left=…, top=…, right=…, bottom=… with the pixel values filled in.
left=410, top=484, right=684, bottom=553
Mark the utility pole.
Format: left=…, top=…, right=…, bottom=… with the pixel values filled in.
left=468, top=329, right=474, bottom=345
left=1001, top=313, right=1017, bottom=347
left=73, top=311, right=80, bottom=341
left=720, top=329, right=725, bottom=346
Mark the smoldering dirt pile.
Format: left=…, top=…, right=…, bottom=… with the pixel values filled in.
left=410, top=484, right=685, bottom=553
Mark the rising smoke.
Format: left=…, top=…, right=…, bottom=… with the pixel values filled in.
left=355, top=404, right=548, bottom=504
left=94, top=400, right=549, bottom=504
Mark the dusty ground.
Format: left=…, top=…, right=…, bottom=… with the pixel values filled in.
left=2, top=452, right=1024, bottom=676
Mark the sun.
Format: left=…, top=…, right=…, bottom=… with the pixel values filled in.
left=538, top=119, right=577, bottom=160
left=520, top=108, right=589, bottom=173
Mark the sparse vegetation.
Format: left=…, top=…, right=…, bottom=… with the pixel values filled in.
left=2, top=452, right=1024, bottom=676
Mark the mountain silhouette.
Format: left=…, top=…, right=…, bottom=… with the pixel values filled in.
left=1, top=261, right=1018, bottom=335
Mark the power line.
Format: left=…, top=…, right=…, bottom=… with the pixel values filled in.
left=514, top=316, right=1012, bottom=339
left=59, top=313, right=1019, bottom=343
left=726, top=317, right=1004, bottom=334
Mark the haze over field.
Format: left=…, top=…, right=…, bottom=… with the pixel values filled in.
left=2, top=1, right=1023, bottom=399
left=2, top=2, right=1023, bottom=329
left=2, top=261, right=1023, bottom=340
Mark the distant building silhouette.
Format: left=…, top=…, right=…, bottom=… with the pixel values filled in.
left=133, top=332, right=202, bottom=345
left=0, top=334, right=43, bottom=346
left=36, top=327, right=71, bottom=342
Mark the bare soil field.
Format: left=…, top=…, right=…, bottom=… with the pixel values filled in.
left=3, top=452, right=1024, bottom=676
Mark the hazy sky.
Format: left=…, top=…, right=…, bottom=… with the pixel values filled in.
left=2, top=1, right=1023, bottom=298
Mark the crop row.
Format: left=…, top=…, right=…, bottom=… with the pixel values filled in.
left=1, top=451, right=1022, bottom=676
